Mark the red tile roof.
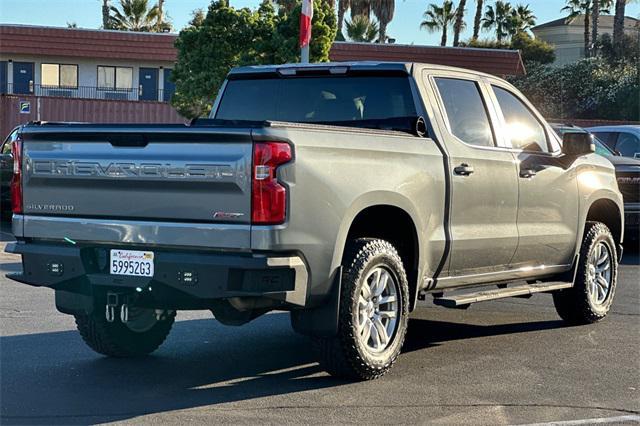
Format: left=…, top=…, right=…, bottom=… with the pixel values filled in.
left=330, top=42, right=526, bottom=76
left=0, top=24, right=178, bottom=62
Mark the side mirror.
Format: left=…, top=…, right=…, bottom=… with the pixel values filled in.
left=562, top=132, right=595, bottom=156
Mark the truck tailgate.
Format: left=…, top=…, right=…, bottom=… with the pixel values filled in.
left=20, top=128, right=253, bottom=243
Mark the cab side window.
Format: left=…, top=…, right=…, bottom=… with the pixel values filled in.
left=615, top=133, right=640, bottom=158
left=434, top=78, right=495, bottom=147
left=492, top=86, right=548, bottom=153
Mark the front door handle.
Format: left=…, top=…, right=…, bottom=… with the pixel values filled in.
left=454, top=163, right=474, bottom=176
left=520, top=169, right=537, bottom=178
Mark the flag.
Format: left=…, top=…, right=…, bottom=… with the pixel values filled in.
left=300, top=0, right=313, bottom=48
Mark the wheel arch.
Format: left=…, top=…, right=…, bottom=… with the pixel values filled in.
left=584, top=197, right=623, bottom=258
left=331, top=194, right=423, bottom=311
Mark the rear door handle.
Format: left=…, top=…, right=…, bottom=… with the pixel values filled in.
left=519, top=169, right=537, bottom=178
left=454, top=163, right=474, bottom=176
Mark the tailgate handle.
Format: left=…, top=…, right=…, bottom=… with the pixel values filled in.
left=108, top=134, right=149, bottom=147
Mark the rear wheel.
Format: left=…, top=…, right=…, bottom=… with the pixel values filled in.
left=553, top=222, right=618, bottom=324
left=315, top=238, right=409, bottom=380
left=75, top=307, right=175, bottom=357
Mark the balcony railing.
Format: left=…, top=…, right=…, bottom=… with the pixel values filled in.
left=1, top=83, right=174, bottom=102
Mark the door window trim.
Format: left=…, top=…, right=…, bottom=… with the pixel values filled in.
left=423, top=69, right=511, bottom=153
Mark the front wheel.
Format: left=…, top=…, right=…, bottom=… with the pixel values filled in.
left=75, top=307, right=176, bottom=357
left=315, top=238, right=409, bottom=380
left=553, top=222, right=618, bottom=324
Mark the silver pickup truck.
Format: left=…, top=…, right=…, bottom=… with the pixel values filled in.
left=5, top=62, right=624, bottom=380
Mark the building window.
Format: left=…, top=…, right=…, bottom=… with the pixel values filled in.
left=41, top=64, right=78, bottom=88
left=97, top=66, right=133, bottom=90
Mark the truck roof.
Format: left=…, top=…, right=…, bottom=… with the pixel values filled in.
left=228, top=61, right=497, bottom=80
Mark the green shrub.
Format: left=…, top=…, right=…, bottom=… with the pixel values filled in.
left=508, top=58, right=639, bottom=121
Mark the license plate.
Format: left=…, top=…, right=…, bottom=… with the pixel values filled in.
left=110, top=250, right=154, bottom=277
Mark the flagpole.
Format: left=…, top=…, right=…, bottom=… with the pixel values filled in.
left=300, top=0, right=313, bottom=64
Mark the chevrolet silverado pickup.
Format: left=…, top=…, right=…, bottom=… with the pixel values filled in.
left=5, top=62, right=625, bottom=380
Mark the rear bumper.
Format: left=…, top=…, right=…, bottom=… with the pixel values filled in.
left=5, top=241, right=308, bottom=308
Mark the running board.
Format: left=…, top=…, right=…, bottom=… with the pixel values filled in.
left=432, top=282, right=573, bottom=309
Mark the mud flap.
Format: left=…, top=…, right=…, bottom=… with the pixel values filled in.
left=290, top=266, right=342, bottom=337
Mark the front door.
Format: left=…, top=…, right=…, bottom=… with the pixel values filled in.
left=13, top=62, right=34, bottom=94
left=428, top=74, right=519, bottom=278
left=490, top=84, right=579, bottom=268
left=139, top=68, right=158, bottom=101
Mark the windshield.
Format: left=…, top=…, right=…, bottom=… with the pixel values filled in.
left=215, top=76, right=417, bottom=123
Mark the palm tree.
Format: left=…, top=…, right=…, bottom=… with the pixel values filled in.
left=612, top=0, right=634, bottom=56
left=337, top=0, right=351, bottom=40
left=109, top=0, right=170, bottom=32
left=453, top=0, right=468, bottom=46
left=472, top=0, right=484, bottom=40
left=421, top=1, right=457, bottom=46
left=102, top=0, right=110, bottom=29
left=562, top=0, right=612, bottom=57
left=351, top=0, right=372, bottom=19
left=507, top=4, right=536, bottom=35
left=591, top=0, right=600, bottom=55
left=345, top=14, right=380, bottom=42
left=482, top=1, right=512, bottom=42
left=562, top=0, right=592, bottom=56
left=372, top=0, right=395, bottom=43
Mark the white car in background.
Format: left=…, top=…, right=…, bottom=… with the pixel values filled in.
left=586, top=125, right=640, bottom=159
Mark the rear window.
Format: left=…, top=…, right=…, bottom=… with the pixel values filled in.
left=215, top=76, right=417, bottom=123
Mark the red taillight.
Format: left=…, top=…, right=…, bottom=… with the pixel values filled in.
left=252, top=141, right=292, bottom=224
left=10, top=139, right=23, bottom=214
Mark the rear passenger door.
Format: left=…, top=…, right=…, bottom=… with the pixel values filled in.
left=427, top=73, right=519, bottom=278
left=488, top=83, right=579, bottom=269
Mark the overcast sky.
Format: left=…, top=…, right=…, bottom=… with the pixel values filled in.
left=1, top=0, right=639, bottom=46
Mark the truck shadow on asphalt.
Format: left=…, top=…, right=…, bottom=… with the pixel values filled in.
left=0, top=312, right=570, bottom=425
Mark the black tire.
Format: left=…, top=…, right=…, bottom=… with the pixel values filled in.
left=75, top=308, right=176, bottom=357
left=315, top=238, right=409, bottom=380
left=553, top=222, right=618, bottom=325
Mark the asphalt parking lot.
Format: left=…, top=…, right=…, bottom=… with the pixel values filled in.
left=0, top=224, right=638, bottom=425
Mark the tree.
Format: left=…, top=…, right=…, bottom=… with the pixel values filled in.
left=337, top=0, right=350, bottom=40
left=561, top=0, right=612, bottom=57
left=453, top=0, right=467, bottom=46
left=507, top=4, right=536, bottom=35
left=189, top=8, right=206, bottom=28
left=109, top=0, right=171, bottom=32
left=472, top=0, right=483, bottom=40
left=345, top=15, right=379, bottom=42
left=591, top=0, right=600, bottom=55
left=350, top=0, right=371, bottom=19
left=102, top=0, right=112, bottom=29
left=268, top=0, right=337, bottom=63
left=482, top=1, right=512, bottom=42
left=612, top=0, right=633, bottom=57
left=462, top=32, right=555, bottom=65
left=171, top=0, right=337, bottom=118
left=421, top=1, right=457, bottom=46
left=372, top=0, right=395, bottom=43
left=510, top=31, right=555, bottom=64
left=596, top=32, right=640, bottom=64
left=562, top=0, right=592, bottom=57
